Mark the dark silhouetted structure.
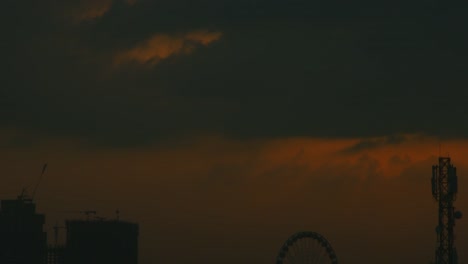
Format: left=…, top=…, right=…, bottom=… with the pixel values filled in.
left=65, top=219, right=139, bottom=264
left=276, top=231, right=338, bottom=264
left=47, top=221, right=66, bottom=264
left=0, top=191, right=138, bottom=264
left=432, top=157, right=463, bottom=264
left=47, top=246, right=65, bottom=264
left=0, top=193, right=47, bottom=264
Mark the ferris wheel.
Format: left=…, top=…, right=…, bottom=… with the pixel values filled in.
left=276, top=231, right=338, bottom=264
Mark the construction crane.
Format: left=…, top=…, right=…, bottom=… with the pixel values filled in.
left=32, top=163, right=47, bottom=200
left=81, top=210, right=97, bottom=220
left=18, top=163, right=47, bottom=201
left=54, top=210, right=99, bottom=221
left=53, top=221, right=66, bottom=246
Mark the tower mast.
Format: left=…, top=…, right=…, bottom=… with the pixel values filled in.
left=432, top=157, right=462, bottom=264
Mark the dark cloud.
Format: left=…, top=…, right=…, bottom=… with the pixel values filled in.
left=342, top=134, right=411, bottom=153
left=2, top=0, right=468, bottom=146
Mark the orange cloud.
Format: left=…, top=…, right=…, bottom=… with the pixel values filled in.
left=70, top=0, right=113, bottom=22
left=114, top=31, right=223, bottom=66
left=67, top=0, right=136, bottom=23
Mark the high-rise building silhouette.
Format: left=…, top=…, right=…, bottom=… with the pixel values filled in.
left=0, top=193, right=47, bottom=264
left=47, top=245, right=65, bottom=264
left=65, top=218, right=139, bottom=264
left=0, top=193, right=139, bottom=264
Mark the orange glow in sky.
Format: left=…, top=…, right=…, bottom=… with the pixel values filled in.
left=2, top=133, right=468, bottom=263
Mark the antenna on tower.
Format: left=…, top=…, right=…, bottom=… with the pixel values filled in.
left=32, top=163, right=47, bottom=200
left=432, top=157, right=462, bottom=264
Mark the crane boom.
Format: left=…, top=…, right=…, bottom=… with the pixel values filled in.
left=32, top=163, right=47, bottom=200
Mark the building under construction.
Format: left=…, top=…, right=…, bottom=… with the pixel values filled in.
left=65, top=218, right=139, bottom=264
left=0, top=194, right=139, bottom=264
left=0, top=192, right=47, bottom=264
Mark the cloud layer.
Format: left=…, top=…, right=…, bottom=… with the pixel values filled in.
left=2, top=0, right=468, bottom=145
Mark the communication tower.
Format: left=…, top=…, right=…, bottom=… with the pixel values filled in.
left=432, top=157, right=462, bottom=264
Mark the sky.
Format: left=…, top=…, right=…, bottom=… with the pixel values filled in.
left=1, top=0, right=468, bottom=263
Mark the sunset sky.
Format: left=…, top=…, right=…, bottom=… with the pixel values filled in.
left=1, top=1, right=468, bottom=263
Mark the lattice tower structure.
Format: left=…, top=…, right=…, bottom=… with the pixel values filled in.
left=432, top=157, right=462, bottom=264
